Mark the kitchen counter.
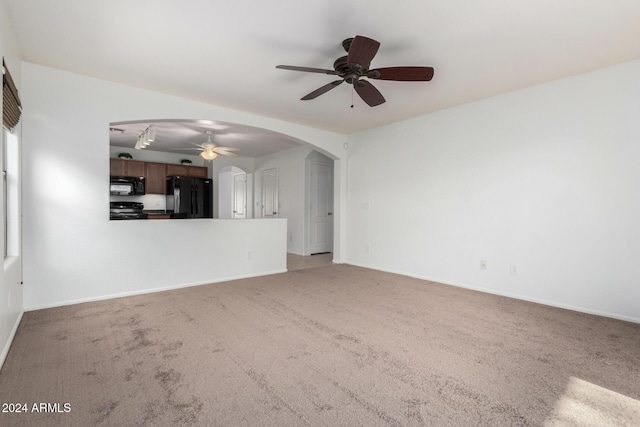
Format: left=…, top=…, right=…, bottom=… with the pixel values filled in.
left=144, top=210, right=171, bottom=220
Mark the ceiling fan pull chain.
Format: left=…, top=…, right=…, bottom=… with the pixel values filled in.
left=351, top=86, right=354, bottom=108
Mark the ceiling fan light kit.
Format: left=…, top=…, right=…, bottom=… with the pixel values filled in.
left=200, top=150, right=218, bottom=160
left=170, top=130, right=240, bottom=161
left=276, top=35, right=434, bottom=107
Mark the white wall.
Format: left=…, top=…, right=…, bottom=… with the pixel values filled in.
left=0, top=0, right=24, bottom=367
left=346, top=59, right=640, bottom=322
left=21, top=62, right=345, bottom=309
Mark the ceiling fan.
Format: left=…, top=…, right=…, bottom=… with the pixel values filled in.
left=171, top=131, right=239, bottom=160
left=276, top=35, right=434, bottom=107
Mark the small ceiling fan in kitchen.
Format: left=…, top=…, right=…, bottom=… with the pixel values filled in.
left=276, top=35, right=434, bottom=107
left=171, top=131, right=239, bottom=160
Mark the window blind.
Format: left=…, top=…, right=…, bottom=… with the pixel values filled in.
left=2, top=60, right=21, bottom=130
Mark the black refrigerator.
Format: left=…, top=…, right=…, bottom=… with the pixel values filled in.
left=166, top=176, right=213, bottom=218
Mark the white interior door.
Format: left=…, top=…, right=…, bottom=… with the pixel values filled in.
left=233, top=173, right=247, bottom=219
left=309, top=162, right=333, bottom=254
left=262, top=168, right=278, bottom=218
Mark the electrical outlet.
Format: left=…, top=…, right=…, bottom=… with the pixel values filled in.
left=480, top=260, right=487, bottom=270
left=366, top=245, right=371, bottom=253
left=510, top=264, right=519, bottom=275
left=247, top=251, right=254, bottom=260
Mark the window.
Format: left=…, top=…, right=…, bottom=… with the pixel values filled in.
left=2, top=128, right=19, bottom=258
left=3, top=60, right=21, bottom=258
left=3, top=60, right=22, bottom=130
left=2, top=129, right=6, bottom=257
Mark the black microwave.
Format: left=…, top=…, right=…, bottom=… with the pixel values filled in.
left=110, top=176, right=145, bottom=196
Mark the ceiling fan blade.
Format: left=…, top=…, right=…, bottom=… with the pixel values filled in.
left=347, top=35, right=380, bottom=69
left=368, top=66, right=434, bottom=81
left=301, top=80, right=344, bottom=100
left=276, top=65, right=339, bottom=75
left=213, top=146, right=239, bottom=152
left=213, top=148, right=239, bottom=156
left=354, top=80, right=385, bottom=107
left=169, top=147, right=202, bottom=150
left=216, top=150, right=239, bottom=158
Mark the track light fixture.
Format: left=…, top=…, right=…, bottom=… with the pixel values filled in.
left=134, top=125, right=155, bottom=150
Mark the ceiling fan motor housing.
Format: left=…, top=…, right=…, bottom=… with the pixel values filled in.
left=333, top=56, right=370, bottom=84
left=333, top=56, right=350, bottom=74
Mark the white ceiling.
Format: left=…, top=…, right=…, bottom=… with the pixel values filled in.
left=109, top=119, right=302, bottom=158
left=5, top=0, right=640, bottom=137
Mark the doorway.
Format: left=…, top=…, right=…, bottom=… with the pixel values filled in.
left=306, top=151, right=334, bottom=255
left=261, top=168, right=279, bottom=218
left=218, top=166, right=249, bottom=219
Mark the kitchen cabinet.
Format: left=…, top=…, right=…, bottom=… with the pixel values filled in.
left=127, top=161, right=146, bottom=177
left=145, top=162, right=167, bottom=194
left=110, top=159, right=125, bottom=176
left=166, top=164, right=207, bottom=178
left=187, top=166, right=208, bottom=178
left=147, top=214, right=171, bottom=220
left=166, top=164, right=188, bottom=176
left=110, top=159, right=145, bottom=177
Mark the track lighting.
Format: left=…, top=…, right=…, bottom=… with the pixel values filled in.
left=134, top=125, right=155, bottom=150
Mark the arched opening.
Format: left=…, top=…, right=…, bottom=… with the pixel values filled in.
left=108, top=118, right=345, bottom=262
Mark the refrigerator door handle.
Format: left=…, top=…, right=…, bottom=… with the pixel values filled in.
left=174, top=185, right=180, bottom=214
left=190, top=184, right=194, bottom=216
left=194, top=184, right=198, bottom=216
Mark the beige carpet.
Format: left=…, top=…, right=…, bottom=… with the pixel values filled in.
left=1, top=264, right=639, bottom=426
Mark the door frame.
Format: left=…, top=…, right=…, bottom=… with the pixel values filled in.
left=261, top=167, right=279, bottom=218
left=304, top=151, right=334, bottom=256
left=232, top=172, right=247, bottom=219
left=218, top=165, right=251, bottom=219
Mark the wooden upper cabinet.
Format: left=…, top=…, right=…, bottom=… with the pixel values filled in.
left=145, top=162, right=167, bottom=194
left=187, top=166, right=208, bottom=178
left=127, top=160, right=145, bottom=177
left=165, top=164, right=206, bottom=178
left=110, top=158, right=126, bottom=176
left=110, top=159, right=145, bottom=177
left=166, top=164, right=188, bottom=177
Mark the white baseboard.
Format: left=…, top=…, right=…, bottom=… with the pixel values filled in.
left=0, top=308, right=24, bottom=370
left=347, top=262, right=640, bottom=325
left=24, top=269, right=288, bottom=312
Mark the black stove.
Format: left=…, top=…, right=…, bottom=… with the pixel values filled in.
left=110, top=201, right=148, bottom=220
